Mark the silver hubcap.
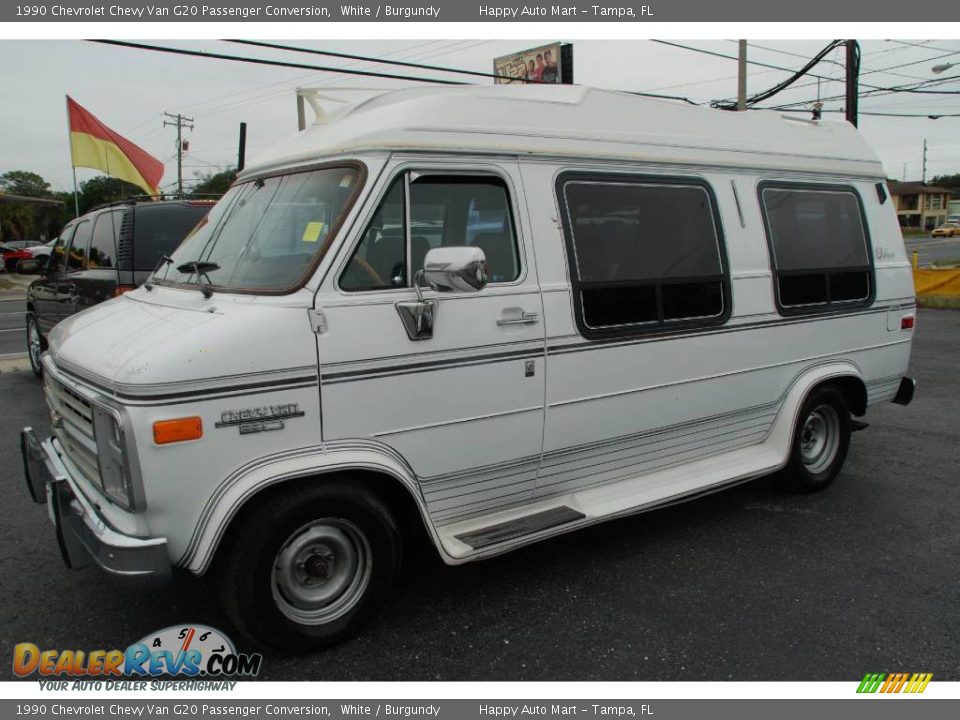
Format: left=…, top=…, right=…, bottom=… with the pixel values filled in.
left=271, top=519, right=372, bottom=625
left=27, top=320, right=41, bottom=369
left=799, top=404, right=840, bottom=474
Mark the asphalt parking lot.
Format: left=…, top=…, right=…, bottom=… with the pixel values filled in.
left=1, top=309, right=958, bottom=682
left=0, top=299, right=25, bottom=357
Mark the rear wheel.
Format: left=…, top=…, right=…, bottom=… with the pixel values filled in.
left=780, top=386, right=851, bottom=492
left=214, top=480, right=402, bottom=651
left=26, top=315, right=44, bottom=378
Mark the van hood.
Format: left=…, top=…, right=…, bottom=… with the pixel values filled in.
left=48, top=287, right=318, bottom=397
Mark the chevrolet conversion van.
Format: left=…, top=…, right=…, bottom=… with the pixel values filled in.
left=21, top=86, right=916, bottom=650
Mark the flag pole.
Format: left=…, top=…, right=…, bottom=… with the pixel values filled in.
left=66, top=96, right=79, bottom=218
left=71, top=167, right=79, bottom=219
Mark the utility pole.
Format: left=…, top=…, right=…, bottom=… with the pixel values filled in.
left=922, top=139, right=928, bottom=183
left=845, top=39, right=859, bottom=127
left=737, top=40, right=747, bottom=111
left=163, top=112, right=194, bottom=198
left=237, top=122, right=247, bottom=173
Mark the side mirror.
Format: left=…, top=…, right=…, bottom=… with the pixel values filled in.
left=422, top=246, right=488, bottom=293
left=17, top=259, right=42, bottom=275
left=395, top=246, right=488, bottom=342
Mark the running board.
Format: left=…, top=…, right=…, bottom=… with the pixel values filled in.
left=455, top=506, right=586, bottom=550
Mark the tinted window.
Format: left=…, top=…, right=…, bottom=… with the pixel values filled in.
left=88, top=210, right=124, bottom=269
left=133, top=203, right=213, bottom=271
left=561, top=178, right=727, bottom=333
left=341, top=174, right=520, bottom=292
left=67, top=221, right=92, bottom=271
left=761, top=186, right=872, bottom=310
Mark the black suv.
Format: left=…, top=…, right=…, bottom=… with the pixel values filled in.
left=25, top=199, right=214, bottom=377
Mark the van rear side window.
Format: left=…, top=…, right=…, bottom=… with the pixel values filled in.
left=557, top=174, right=729, bottom=338
left=760, top=185, right=873, bottom=312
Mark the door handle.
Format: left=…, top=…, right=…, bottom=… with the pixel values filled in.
left=497, top=311, right=540, bottom=326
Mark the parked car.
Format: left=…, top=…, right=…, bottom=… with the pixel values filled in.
left=25, top=238, right=57, bottom=266
left=20, top=86, right=916, bottom=651
left=3, top=239, right=43, bottom=250
left=0, top=243, right=33, bottom=273
left=947, top=214, right=960, bottom=224
left=23, top=198, right=215, bottom=376
left=931, top=222, right=960, bottom=238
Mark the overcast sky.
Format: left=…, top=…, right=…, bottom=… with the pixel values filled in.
left=1, top=38, right=958, bottom=192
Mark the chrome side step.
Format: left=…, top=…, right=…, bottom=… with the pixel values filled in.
left=455, top=506, right=586, bottom=550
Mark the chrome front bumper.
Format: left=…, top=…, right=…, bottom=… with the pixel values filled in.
left=20, top=427, right=170, bottom=584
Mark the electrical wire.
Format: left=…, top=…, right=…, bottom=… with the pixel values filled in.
left=712, top=40, right=846, bottom=110
left=227, top=39, right=535, bottom=84
left=90, top=39, right=467, bottom=85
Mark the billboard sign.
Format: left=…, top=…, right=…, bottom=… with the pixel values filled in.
left=494, top=43, right=566, bottom=84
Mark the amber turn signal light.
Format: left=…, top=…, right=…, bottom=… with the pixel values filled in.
left=153, top=417, right=203, bottom=445
left=113, top=285, right=137, bottom=297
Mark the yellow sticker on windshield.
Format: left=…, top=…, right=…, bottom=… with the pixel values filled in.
left=301, top=221, right=325, bottom=243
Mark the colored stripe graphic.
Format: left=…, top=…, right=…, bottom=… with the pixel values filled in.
left=857, top=672, right=931, bottom=694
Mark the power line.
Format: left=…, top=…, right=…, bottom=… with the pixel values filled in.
left=712, top=40, right=846, bottom=110
left=90, top=39, right=467, bottom=85
left=227, top=39, right=532, bottom=84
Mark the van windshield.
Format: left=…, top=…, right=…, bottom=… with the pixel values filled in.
left=156, top=165, right=360, bottom=292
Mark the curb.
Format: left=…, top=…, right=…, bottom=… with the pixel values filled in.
left=0, top=354, right=30, bottom=374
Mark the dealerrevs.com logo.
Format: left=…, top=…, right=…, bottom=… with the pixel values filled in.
left=857, top=673, right=933, bottom=694
left=13, top=625, right=262, bottom=684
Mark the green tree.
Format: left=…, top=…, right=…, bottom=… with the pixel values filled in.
left=76, top=175, right=145, bottom=215
left=930, top=174, right=960, bottom=193
left=0, top=170, right=52, bottom=198
left=190, top=168, right=237, bottom=198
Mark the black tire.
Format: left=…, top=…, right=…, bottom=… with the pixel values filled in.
left=214, top=480, right=402, bottom=652
left=25, top=315, right=45, bottom=379
left=780, top=385, right=851, bottom=492
left=3, top=258, right=16, bottom=273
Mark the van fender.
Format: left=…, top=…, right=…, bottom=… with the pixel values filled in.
left=766, top=360, right=865, bottom=471
left=180, top=439, right=446, bottom=574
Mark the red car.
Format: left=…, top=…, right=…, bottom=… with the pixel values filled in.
left=0, top=243, right=33, bottom=273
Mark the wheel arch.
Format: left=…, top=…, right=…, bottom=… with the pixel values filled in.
left=768, top=361, right=865, bottom=471
left=182, top=444, right=446, bottom=575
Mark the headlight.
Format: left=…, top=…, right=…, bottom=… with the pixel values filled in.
left=93, top=406, right=134, bottom=509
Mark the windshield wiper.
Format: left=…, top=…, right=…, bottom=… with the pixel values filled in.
left=144, top=255, right=173, bottom=291
left=176, top=260, right=220, bottom=299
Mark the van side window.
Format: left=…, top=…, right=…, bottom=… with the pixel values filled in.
left=340, top=173, right=520, bottom=292
left=558, top=175, right=729, bottom=337
left=760, top=185, right=872, bottom=312
left=67, top=220, right=92, bottom=272
left=89, top=210, right=124, bottom=269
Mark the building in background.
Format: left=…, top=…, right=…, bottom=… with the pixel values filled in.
left=887, top=181, right=954, bottom=231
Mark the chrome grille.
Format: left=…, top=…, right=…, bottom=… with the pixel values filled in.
left=45, top=373, right=102, bottom=489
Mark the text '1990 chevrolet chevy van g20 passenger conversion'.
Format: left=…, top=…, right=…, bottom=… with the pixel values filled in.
left=21, top=85, right=916, bottom=650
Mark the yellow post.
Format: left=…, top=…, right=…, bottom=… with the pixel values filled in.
left=912, top=250, right=919, bottom=270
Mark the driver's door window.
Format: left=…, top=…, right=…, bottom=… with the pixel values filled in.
left=339, top=172, right=520, bottom=292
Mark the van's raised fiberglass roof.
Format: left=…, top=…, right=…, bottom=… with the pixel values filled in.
left=241, top=85, right=884, bottom=180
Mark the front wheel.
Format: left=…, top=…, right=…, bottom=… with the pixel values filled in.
left=779, top=386, right=851, bottom=492
left=214, top=481, right=402, bottom=652
left=26, top=315, right=44, bottom=378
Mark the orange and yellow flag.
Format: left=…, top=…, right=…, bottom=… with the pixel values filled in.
left=67, top=96, right=164, bottom=196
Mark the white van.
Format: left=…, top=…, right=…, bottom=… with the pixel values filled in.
left=21, top=86, right=916, bottom=650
